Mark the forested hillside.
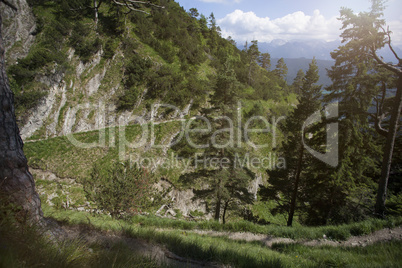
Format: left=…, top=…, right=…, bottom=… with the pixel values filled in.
left=3, top=0, right=400, bottom=226
left=1, top=0, right=402, bottom=267
left=3, top=0, right=298, bottom=224
left=0, top=0, right=400, bottom=244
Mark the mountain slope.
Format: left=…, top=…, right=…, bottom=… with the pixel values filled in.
left=3, top=0, right=296, bottom=221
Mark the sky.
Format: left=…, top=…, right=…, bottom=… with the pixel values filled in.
left=176, top=0, right=402, bottom=46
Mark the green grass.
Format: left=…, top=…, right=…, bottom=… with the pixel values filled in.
left=0, top=211, right=165, bottom=268
left=271, top=242, right=402, bottom=268
left=2, top=202, right=401, bottom=268
left=127, top=213, right=402, bottom=241
left=24, top=120, right=183, bottom=180
left=42, top=205, right=402, bottom=268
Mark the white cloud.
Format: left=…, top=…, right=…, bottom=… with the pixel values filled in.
left=217, top=9, right=343, bottom=43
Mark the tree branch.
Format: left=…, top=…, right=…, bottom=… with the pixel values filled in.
left=124, top=0, right=164, bottom=9
left=369, top=84, right=389, bottom=138
left=372, top=113, right=389, bottom=137
left=0, top=0, right=18, bottom=11
left=112, top=0, right=164, bottom=14
left=371, top=46, right=402, bottom=74
left=112, top=0, right=149, bottom=14
left=381, top=26, right=401, bottom=65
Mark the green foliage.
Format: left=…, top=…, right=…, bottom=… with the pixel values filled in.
left=0, top=207, right=163, bottom=268
left=117, top=46, right=153, bottom=110
left=326, top=0, right=401, bottom=218
left=261, top=59, right=323, bottom=226
left=43, top=206, right=402, bottom=268
left=9, top=78, right=48, bottom=115
left=124, top=53, right=152, bottom=88
left=102, top=38, right=119, bottom=59
left=173, top=53, right=256, bottom=223
left=69, top=22, right=101, bottom=63
left=83, top=160, right=155, bottom=218
left=6, top=3, right=73, bottom=116
left=273, top=58, right=288, bottom=79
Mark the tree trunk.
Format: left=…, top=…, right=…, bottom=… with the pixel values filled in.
left=0, top=10, right=42, bottom=223
left=214, top=197, right=221, bottom=221
left=94, top=0, right=99, bottom=27
left=287, top=145, right=304, bottom=227
left=214, top=177, right=222, bottom=221
left=222, top=200, right=229, bottom=224
left=375, top=75, right=402, bottom=217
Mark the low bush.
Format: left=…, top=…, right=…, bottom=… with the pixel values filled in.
left=83, top=160, right=155, bottom=219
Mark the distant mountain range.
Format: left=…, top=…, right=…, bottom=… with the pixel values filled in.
left=270, top=58, right=333, bottom=87
left=258, top=40, right=340, bottom=61
left=238, top=39, right=402, bottom=87
left=238, top=39, right=402, bottom=62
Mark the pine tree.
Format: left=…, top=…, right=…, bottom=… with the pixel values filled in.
left=188, top=8, right=199, bottom=18
left=291, top=69, right=305, bottom=95
left=246, top=40, right=260, bottom=85
left=83, top=160, right=154, bottom=219
left=258, top=53, right=271, bottom=71
left=174, top=55, right=254, bottom=222
left=274, top=58, right=288, bottom=80
left=328, top=0, right=401, bottom=217
left=261, top=59, right=322, bottom=226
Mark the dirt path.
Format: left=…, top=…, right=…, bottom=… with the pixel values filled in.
left=59, top=224, right=222, bottom=268
left=180, top=226, right=402, bottom=247
left=54, top=221, right=402, bottom=268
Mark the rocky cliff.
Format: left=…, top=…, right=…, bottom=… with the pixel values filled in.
left=1, top=0, right=35, bottom=65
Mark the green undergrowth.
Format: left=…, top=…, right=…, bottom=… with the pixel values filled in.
left=270, top=241, right=402, bottom=268
left=43, top=203, right=402, bottom=242
left=42, top=205, right=402, bottom=268
left=24, top=121, right=183, bottom=180
left=131, top=213, right=402, bottom=241
left=24, top=116, right=278, bottom=184
left=0, top=212, right=166, bottom=268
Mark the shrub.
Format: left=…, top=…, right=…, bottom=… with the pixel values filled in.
left=103, top=38, right=119, bottom=59
left=83, top=160, right=154, bottom=219
left=69, top=22, right=101, bottom=63
left=350, top=222, right=373, bottom=236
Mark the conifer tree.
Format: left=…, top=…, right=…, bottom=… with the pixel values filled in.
left=261, top=59, right=322, bottom=226
left=327, top=0, right=401, bottom=217
left=258, top=53, right=271, bottom=71
left=291, top=69, right=305, bottom=95
left=174, top=55, right=254, bottom=222
left=274, top=58, right=288, bottom=80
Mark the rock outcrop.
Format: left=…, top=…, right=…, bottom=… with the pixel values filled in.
left=1, top=0, right=36, bottom=65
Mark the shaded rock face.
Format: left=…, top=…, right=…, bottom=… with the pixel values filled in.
left=156, top=179, right=209, bottom=218
left=1, top=0, right=36, bottom=65
left=0, top=4, right=42, bottom=223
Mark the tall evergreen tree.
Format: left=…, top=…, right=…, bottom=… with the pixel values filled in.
left=258, top=53, right=271, bottom=71
left=291, top=69, right=305, bottom=95
left=327, top=0, right=401, bottom=217
left=274, top=58, right=288, bottom=80
left=174, top=55, right=254, bottom=222
left=247, top=40, right=260, bottom=85
left=261, top=59, right=322, bottom=226
left=188, top=8, right=199, bottom=18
